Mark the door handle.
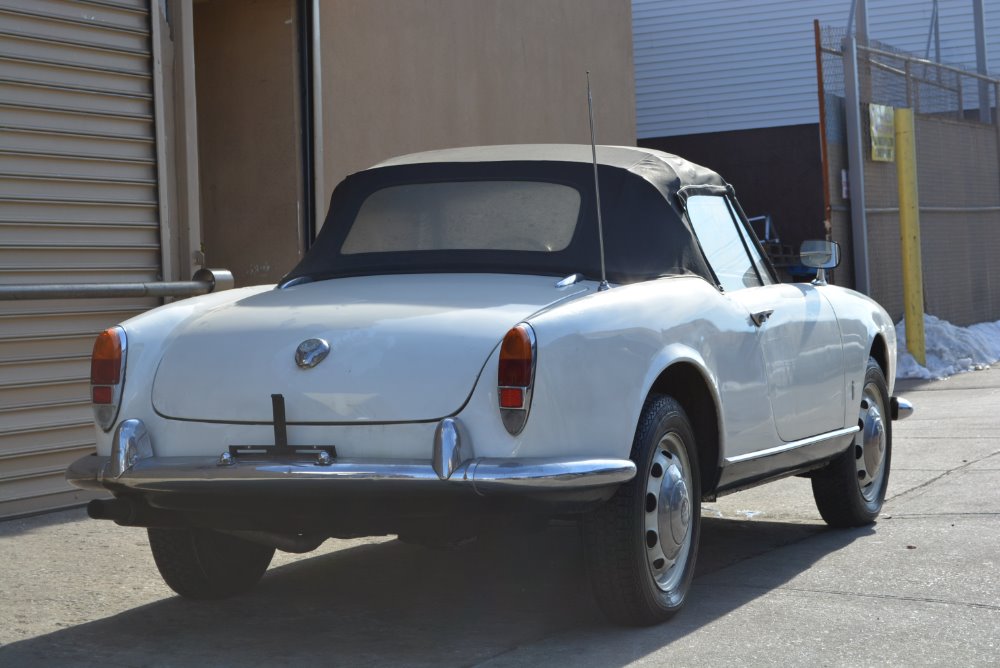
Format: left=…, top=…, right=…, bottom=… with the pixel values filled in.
left=751, top=309, right=774, bottom=327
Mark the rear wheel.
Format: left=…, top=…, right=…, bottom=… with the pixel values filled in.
left=581, top=395, right=701, bottom=626
left=147, top=527, right=275, bottom=599
left=812, top=357, right=892, bottom=527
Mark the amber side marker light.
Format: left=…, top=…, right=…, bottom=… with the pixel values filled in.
left=498, top=324, right=536, bottom=434
left=91, top=327, right=126, bottom=430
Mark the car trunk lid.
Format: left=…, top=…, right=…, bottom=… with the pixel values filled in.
left=150, top=274, right=587, bottom=423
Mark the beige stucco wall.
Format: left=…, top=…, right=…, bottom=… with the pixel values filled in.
left=316, top=0, right=637, bottom=210
left=194, top=0, right=304, bottom=286
left=188, top=0, right=636, bottom=281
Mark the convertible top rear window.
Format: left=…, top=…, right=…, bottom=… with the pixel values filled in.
left=282, top=156, right=722, bottom=286
left=342, top=181, right=580, bottom=254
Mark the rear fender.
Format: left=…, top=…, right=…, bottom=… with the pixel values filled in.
left=644, top=351, right=725, bottom=494
left=94, top=287, right=272, bottom=454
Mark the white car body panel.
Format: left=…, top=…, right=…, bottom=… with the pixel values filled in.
left=99, top=272, right=895, bottom=470
left=101, top=268, right=872, bottom=468
left=150, top=274, right=588, bottom=424
left=523, top=276, right=777, bottom=462
left=816, top=284, right=898, bottom=425
left=728, top=283, right=846, bottom=442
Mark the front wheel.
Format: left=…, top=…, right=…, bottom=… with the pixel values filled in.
left=581, top=395, right=701, bottom=626
left=812, top=357, right=892, bottom=527
left=147, top=527, right=275, bottom=599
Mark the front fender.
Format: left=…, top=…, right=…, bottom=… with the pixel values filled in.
left=817, top=285, right=898, bottom=421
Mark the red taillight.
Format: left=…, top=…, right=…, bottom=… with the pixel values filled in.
left=92, top=386, right=113, bottom=404
left=91, top=327, right=126, bottom=431
left=498, top=324, right=535, bottom=435
left=91, top=328, right=122, bottom=388
left=499, top=387, right=524, bottom=409
left=499, top=326, right=533, bottom=387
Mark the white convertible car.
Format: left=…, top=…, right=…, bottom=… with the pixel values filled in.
left=68, top=144, right=911, bottom=626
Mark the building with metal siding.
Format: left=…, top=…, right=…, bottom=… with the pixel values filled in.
left=0, top=0, right=637, bottom=518
left=632, top=0, right=998, bottom=287
left=634, top=0, right=1000, bottom=139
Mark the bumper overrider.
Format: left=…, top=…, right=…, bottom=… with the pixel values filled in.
left=66, top=418, right=637, bottom=499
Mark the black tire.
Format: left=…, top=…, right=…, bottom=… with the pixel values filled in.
left=147, top=527, right=275, bottom=600
left=812, top=357, right=892, bottom=527
left=581, top=395, right=701, bottom=626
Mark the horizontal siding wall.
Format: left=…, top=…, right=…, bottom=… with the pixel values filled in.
left=634, top=0, right=1000, bottom=138
left=0, top=0, right=159, bottom=518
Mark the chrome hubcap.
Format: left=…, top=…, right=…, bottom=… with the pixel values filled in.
left=856, top=382, right=887, bottom=503
left=645, top=433, right=693, bottom=595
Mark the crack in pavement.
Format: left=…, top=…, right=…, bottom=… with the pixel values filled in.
left=698, top=583, right=1000, bottom=612
left=881, top=512, right=1000, bottom=519
left=903, top=436, right=1000, bottom=441
left=885, top=450, right=1000, bottom=505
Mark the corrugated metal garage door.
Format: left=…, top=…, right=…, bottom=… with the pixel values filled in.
left=0, top=0, right=161, bottom=517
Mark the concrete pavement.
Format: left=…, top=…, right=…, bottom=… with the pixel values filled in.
left=1, top=369, right=997, bottom=666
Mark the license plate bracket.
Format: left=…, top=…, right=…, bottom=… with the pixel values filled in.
left=228, top=393, right=338, bottom=460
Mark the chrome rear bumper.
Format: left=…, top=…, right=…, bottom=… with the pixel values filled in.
left=66, top=453, right=637, bottom=496
left=66, top=418, right=636, bottom=498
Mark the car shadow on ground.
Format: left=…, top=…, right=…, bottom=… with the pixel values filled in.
left=1, top=517, right=870, bottom=667
left=0, top=499, right=107, bottom=538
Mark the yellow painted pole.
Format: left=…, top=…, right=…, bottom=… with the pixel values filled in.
left=895, top=107, right=926, bottom=365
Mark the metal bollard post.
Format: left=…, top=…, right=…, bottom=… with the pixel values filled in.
left=894, top=107, right=926, bottom=366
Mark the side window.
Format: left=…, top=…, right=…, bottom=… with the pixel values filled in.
left=727, top=198, right=773, bottom=286
left=686, top=195, right=763, bottom=291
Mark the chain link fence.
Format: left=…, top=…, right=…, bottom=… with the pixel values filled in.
left=818, top=25, right=1000, bottom=326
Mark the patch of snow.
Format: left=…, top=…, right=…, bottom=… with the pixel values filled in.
left=895, top=314, right=1000, bottom=380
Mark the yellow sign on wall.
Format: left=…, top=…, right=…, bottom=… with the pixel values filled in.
left=869, top=104, right=895, bottom=162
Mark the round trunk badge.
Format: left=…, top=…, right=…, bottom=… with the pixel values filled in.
left=295, top=338, right=330, bottom=369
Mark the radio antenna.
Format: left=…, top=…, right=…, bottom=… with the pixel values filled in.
left=587, top=72, right=610, bottom=291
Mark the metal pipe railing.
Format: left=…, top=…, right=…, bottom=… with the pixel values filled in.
left=860, top=44, right=1000, bottom=85
left=0, top=268, right=234, bottom=301
left=823, top=43, right=1000, bottom=121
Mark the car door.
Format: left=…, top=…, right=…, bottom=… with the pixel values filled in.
left=684, top=192, right=846, bottom=449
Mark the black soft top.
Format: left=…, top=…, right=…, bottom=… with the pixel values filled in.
left=282, top=144, right=729, bottom=286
